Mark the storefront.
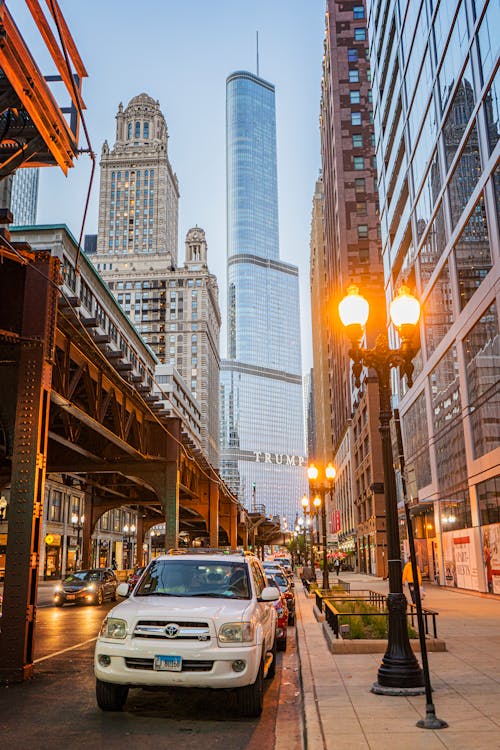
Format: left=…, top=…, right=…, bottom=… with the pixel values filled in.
left=43, top=534, right=62, bottom=579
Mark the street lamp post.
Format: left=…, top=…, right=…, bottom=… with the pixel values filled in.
left=302, top=493, right=321, bottom=581
left=71, top=513, right=84, bottom=571
left=123, top=523, right=136, bottom=569
left=307, top=463, right=336, bottom=590
left=339, top=284, right=424, bottom=693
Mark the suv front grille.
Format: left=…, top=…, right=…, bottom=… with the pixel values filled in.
left=133, top=620, right=211, bottom=640
left=125, top=657, right=214, bottom=672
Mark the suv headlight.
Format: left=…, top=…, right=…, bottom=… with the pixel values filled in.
left=218, top=622, right=255, bottom=644
left=100, top=617, right=128, bottom=639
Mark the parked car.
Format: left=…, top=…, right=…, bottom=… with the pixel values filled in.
left=263, top=561, right=293, bottom=585
left=127, top=566, right=146, bottom=591
left=94, top=550, right=279, bottom=717
left=265, top=568, right=295, bottom=626
left=268, top=577, right=289, bottom=651
left=54, top=569, right=118, bottom=607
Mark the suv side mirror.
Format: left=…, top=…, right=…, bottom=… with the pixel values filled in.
left=259, top=586, right=280, bottom=602
left=116, top=582, right=130, bottom=597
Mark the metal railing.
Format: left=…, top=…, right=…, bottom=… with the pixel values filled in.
left=316, top=589, right=439, bottom=639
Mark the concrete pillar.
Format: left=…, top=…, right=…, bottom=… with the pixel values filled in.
left=230, top=503, right=238, bottom=549
left=209, top=482, right=219, bottom=548
left=163, top=461, right=179, bottom=551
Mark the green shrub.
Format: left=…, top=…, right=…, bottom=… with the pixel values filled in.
left=329, top=597, right=418, bottom=639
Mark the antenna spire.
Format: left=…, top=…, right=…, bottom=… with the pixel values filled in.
left=256, top=30, right=259, bottom=77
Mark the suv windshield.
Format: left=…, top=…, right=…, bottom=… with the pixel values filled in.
left=134, top=559, right=251, bottom=599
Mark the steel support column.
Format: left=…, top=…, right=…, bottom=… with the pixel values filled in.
left=0, top=251, right=58, bottom=684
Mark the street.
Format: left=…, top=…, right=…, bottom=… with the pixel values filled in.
left=0, top=590, right=302, bottom=750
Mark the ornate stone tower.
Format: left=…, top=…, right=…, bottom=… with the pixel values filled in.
left=96, top=93, right=179, bottom=262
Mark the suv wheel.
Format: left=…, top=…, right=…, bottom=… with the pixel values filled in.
left=96, top=679, right=129, bottom=711
left=236, top=657, right=264, bottom=717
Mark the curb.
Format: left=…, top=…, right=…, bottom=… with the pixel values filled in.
left=295, top=585, right=326, bottom=750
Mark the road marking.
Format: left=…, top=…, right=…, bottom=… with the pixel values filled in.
left=33, top=637, right=97, bottom=663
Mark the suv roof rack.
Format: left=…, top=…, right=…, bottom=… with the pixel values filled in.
left=166, top=548, right=256, bottom=556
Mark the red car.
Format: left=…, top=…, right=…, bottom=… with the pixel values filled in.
left=269, top=577, right=289, bottom=651
left=127, top=565, right=146, bottom=591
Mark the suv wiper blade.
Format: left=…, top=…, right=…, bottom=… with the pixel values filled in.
left=135, top=592, right=175, bottom=597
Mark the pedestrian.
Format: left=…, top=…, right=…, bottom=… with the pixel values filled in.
left=402, top=559, right=422, bottom=604
left=334, top=558, right=341, bottom=577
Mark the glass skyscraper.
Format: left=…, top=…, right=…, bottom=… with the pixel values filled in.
left=220, top=71, right=307, bottom=524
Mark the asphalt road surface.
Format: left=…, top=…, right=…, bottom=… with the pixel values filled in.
left=0, top=597, right=302, bottom=750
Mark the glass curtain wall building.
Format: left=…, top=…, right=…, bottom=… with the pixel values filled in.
left=367, top=0, right=499, bottom=592
left=220, top=71, right=307, bottom=523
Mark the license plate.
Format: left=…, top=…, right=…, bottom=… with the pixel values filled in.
left=66, top=594, right=75, bottom=600
left=154, top=655, right=182, bottom=672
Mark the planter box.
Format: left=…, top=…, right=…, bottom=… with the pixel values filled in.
left=322, top=621, right=447, bottom=653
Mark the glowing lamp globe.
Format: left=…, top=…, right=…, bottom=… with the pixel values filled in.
left=307, top=464, right=319, bottom=481
left=338, top=285, right=369, bottom=329
left=313, top=495, right=321, bottom=509
left=301, top=495, right=309, bottom=509
left=325, top=463, right=336, bottom=481
left=389, top=285, right=420, bottom=329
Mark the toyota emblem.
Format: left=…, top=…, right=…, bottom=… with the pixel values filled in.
left=165, top=623, right=179, bottom=638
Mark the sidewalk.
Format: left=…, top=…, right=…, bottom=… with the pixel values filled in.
left=295, top=572, right=500, bottom=750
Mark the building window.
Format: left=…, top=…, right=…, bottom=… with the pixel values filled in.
left=49, top=490, right=62, bottom=522
left=354, top=177, right=365, bottom=193
left=134, top=122, right=140, bottom=138
left=357, top=224, right=369, bottom=239
left=353, top=156, right=365, bottom=169
left=350, top=90, right=361, bottom=104
left=348, top=48, right=358, bottom=62
left=349, top=69, right=360, bottom=83
left=351, top=112, right=362, bottom=125
left=354, top=28, right=366, bottom=41
left=127, top=124, right=132, bottom=139
left=353, top=5, right=365, bottom=18
left=143, top=121, right=149, bottom=139
left=352, top=134, right=363, bottom=148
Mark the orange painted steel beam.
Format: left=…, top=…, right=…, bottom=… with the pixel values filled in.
left=25, top=0, right=87, bottom=114
left=0, top=3, right=78, bottom=172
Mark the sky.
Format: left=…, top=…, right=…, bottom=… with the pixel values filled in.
left=14, top=0, right=326, bottom=371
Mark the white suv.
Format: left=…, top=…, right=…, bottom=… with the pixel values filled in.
left=94, top=550, right=279, bottom=717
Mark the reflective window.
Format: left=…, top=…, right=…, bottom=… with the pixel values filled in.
left=477, top=0, right=500, bottom=85
left=134, top=121, right=140, bottom=138
left=484, top=66, right=500, bottom=155
left=353, top=5, right=364, bottom=19
left=353, top=156, right=365, bottom=169
left=437, top=1, right=469, bottom=114
left=414, top=150, right=442, bottom=245
left=423, top=260, right=454, bottom=357
left=448, top=121, right=482, bottom=229
left=349, top=69, right=360, bottom=83
left=463, top=302, right=499, bottom=458
left=350, top=90, right=361, bottom=104
left=352, top=134, right=363, bottom=148
left=402, top=391, right=432, bottom=495
left=418, top=200, right=447, bottom=288
left=477, top=476, right=500, bottom=525
left=354, top=27, right=366, bottom=40
left=454, top=194, right=492, bottom=310
left=351, top=112, right=362, bottom=125
left=348, top=49, right=358, bottom=62
left=430, top=345, right=467, bottom=494
left=443, top=60, right=476, bottom=173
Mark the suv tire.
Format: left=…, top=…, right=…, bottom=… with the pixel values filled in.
left=96, top=679, right=129, bottom=711
left=236, top=657, right=264, bottom=717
